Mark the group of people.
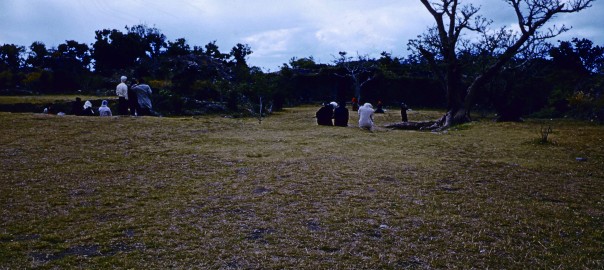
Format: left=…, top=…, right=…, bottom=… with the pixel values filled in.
left=316, top=99, right=410, bottom=130
left=68, top=98, right=113, bottom=117
left=43, top=75, right=154, bottom=117
left=316, top=101, right=349, bottom=127
left=316, top=101, right=374, bottom=129
left=116, top=76, right=154, bottom=116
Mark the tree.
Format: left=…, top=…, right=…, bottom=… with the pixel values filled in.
left=230, top=43, right=253, bottom=83
left=289, top=56, right=318, bottom=70
left=57, top=40, right=91, bottom=70
left=0, top=44, right=25, bottom=72
left=127, top=24, right=167, bottom=59
left=92, top=24, right=166, bottom=75
left=549, top=38, right=604, bottom=118
left=92, top=29, right=139, bottom=74
left=551, top=38, right=604, bottom=75
left=26, top=42, right=49, bottom=69
left=165, top=38, right=191, bottom=57
left=0, top=44, right=25, bottom=90
left=204, top=41, right=229, bottom=62
left=409, top=0, right=593, bottom=129
left=333, top=51, right=376, bottom=103
left=230, top=43, right=252, bottom=66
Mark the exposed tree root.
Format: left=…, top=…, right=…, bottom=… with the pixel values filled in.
left=385, top=112, right=465, bottom=131
left=384, top=121, right=438, bottom=130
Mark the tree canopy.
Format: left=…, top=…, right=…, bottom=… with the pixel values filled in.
left=409, top=0, right=594, bottom=128
left=0, top=17, right=602, bottom=122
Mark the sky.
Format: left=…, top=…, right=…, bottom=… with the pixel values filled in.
left=1, top=0, right=603, bottom=71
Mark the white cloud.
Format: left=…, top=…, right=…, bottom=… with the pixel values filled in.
left=244, top=28, right=300, bottom=56
left=301, top=2, right=431, bottom=64
left=0, top=0, right=602, bottom=70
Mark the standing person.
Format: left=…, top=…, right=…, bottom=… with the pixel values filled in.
left=128, top=80, right=139, bottom=116
left=98, top=100, right=112, bottom=117
left=81, top=100, right=95, bottom=116
left=333, top=101, right=349, bottom=127
left=400, top=102, right=409, bottom=122
left=358, top=103, right=374, bottom=130
left=115, top=76, right=129, bottom=115
left=131, top=79, right=154, bottom=116
left=316, top=102, right=334, bottom=126
left=71, top=97, right=83, bottom=116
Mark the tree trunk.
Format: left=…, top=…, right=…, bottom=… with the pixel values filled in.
left=437, top=62, right=471, bottom=129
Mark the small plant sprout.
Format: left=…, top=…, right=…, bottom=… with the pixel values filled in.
left=539, top=125, right=553, bottom=144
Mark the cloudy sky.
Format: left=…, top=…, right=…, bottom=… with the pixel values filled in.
left=1, top=0, right=603, bottom=70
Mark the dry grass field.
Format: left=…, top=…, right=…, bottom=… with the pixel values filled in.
left=0, top=105, right=602, bottom=269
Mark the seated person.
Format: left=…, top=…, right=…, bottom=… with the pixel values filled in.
left=358, top=103, right=374, bottom=130
left=71, top=97, right=83, bottom=116
left=316, top=102, right=334, bottom=126
left=98, top=100, right=112, bottom=117
left=81, top=100, right=95, bottom=116
left=334, top=102, right=349, bottom=127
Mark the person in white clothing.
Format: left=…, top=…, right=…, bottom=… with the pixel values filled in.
left=358, top=103, right=374, bottom=130
left=81, top=100, right=95, bottom=116
left=98, top=100, right=112, bottom=117
left=115, top=76, right=128, bottom=115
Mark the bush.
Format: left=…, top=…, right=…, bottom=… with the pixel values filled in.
left=567, top=91, right=593, bottom=119
left=565, top=91, right=604, bottom=122
left=0, top=70, right=15, bottom=89
left=22, top=70, right=53, bottom=92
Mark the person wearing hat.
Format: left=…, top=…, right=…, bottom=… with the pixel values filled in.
left=81, top=100, right=95, bottom=116
left=98, top=100, right=112, bottom=117
left=116, top=76, right=129, bottom=115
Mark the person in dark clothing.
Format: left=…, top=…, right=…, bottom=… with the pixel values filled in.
left=334, top=101, right=349, bottom=127
left=316, top=103, right=334, bottom=126
left=375, top=100, right=385, bottom=113
left=71, top=97, right=83, bottom=116
left=401, top=102, right=409, bottom=122
left=128, top=81, right=139, bottom=116
left=81, top=100, right=95, bottom=116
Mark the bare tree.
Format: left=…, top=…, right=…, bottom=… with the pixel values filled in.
left=333, top=51, right=377, bottom=103
left=409, top=0, right=593, bottom=129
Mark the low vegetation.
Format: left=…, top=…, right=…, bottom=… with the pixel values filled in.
left=0, top=107, right=602, bottom=268
left=0, top=95, right=114, bottom=105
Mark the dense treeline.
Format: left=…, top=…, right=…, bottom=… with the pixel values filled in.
left=0, top=24, right=603, bottom=121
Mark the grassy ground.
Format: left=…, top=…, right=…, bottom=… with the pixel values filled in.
left=0, top=107, right=602, bottom=269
